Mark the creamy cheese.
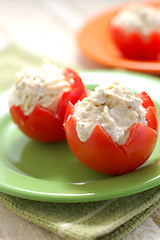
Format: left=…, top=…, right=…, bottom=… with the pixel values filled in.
left=9, top=61, right=72, bottom=115
left=111, top=4, right=160, bottom=37
left=73, top=82, right=147, bottom=145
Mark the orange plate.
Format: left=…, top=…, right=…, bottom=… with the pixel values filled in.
left=78, top=0, right=160, bottom=74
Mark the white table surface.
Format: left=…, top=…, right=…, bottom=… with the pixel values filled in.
left=0, top=0, right=160, bottom=239
left=0, top=0, right=132, bottom=68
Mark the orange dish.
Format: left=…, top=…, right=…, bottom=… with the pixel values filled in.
left=78, top=0, right=160, bottom=74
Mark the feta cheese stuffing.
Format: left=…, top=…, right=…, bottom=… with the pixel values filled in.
left=9, top=61, right=72, bottom=115
left=111, top=4, right=160, bottom=37
left=73, top=82, right=147, bottom=145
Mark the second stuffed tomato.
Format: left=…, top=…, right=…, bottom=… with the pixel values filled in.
left=110, top=4, right=160, bottom=60
left=64, top=83, right=158, bottom=175
left=9, top=62, right=86, bottom=142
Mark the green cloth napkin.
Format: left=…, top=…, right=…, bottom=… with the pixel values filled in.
left=0, top=45, right=160, bottom=240
left=0, top=187, right=160, bottom=240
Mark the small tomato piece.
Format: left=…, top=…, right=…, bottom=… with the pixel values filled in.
left=136, top=91, right=158, bottom=131
left=136, top=91, right=156, bottom=109
left=145, top=107, right=158, bottom=132
left=56, top=69, right=87, bottom=120
left=9, top=69, right=86, bottom=142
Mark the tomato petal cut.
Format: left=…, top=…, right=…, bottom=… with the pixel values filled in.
left=123, top=123, right=157, bottom=170
left=136, top=91, right=156, bottom=109
left=56, top=69, right=87, bottom=120
left=64, top=102, right=75, bottom=124
left=63, top=68, right=85, bottom=96
left=65, top=115, right=129, bottom=175
left=145, top=107, right=158, bottom=132
left=10, top=105, right=28, bottom=123
left=65, top=112, right=158, bottom=175
left=10, top=105, right=65, bottom=142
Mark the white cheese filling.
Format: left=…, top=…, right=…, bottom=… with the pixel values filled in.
left=9, top=61, right=72, bottom=115
left=111, top=4, right=160, bottom=37
left=73, top=82, right=147, bottom=145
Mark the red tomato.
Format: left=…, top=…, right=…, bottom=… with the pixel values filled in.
left=110, top=23, right=160, bottom=60
left=10, top=69, right=87, bottom=142
left=64, top=92, right=158, bottom=175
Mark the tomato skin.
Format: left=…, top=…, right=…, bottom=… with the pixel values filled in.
left=9, top=69, right=86, bottom=142
left=136, top=91, right=158, bottom=131
left=64, top=92, right=158, bottom=175
left=110, top=24, right=160, bottom=60
left=10, top=105, right=65, bottom=142
left=122, top=123, right=157, bottom=173
left=65, top=115, right=127, bottom=175
left=145, top=107, right=158, bottom=132
left=136, top=91, right=156, bottom=109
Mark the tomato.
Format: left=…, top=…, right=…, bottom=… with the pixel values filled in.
left=64, top=92, right=158, bottom=175
left=136, top=91, right=158, bottom=131
left=110, top=23, right=160, bottom=60
left=136, top=91, right=156, bottom=109
left=10, top=69, right=87, bottom=142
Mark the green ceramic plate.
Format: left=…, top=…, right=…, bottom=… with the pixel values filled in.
left=0, top=70, right=160, bottom=202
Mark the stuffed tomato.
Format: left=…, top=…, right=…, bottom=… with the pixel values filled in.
left=110, top=4, right=160, bottom=60
left=9, top=61, right=86, bottom=142
left=64, top=82, right=158, bottom=175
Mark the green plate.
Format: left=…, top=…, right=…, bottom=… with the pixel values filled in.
left=0, top=70, right=160, bottom=202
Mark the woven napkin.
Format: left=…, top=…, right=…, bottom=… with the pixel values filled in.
left=0, top=186, right=160, bottom=240
left=0, top=45, right=160, bottom=240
